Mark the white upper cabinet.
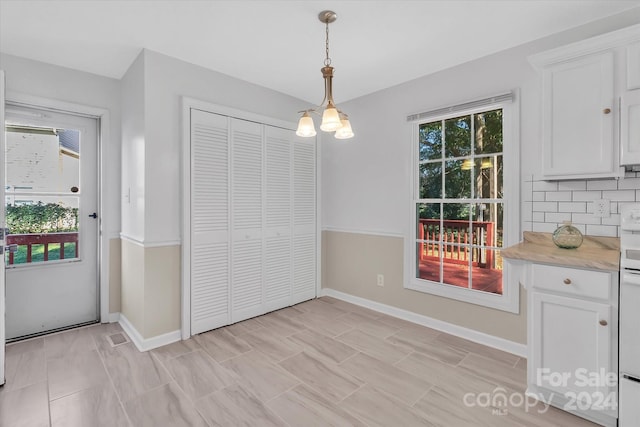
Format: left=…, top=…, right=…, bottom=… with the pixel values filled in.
left=542, top=51, right=615, bottom=179
left=621, top=89, right=640, bottom=166
left=627, top=41, right=640, bottom=90
left=530, top=24, right=640, bottom=180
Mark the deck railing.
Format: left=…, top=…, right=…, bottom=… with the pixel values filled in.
left=418, top=219, right=495, bottom=268
left=6, top=232, right=78, bottom=265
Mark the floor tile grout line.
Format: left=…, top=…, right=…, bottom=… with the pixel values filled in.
left=391, top=350, right=415, bottom=368
left=335, top=382, right=366, bottom=404
left=45, top=345, right=52, bottom=427
left=337, top=350, right=363, bottom=367
left=262, top=380, right=302, bottom=406
left=411, top=384, right=434, bottom=408
left=92, top=328, right=140, bottom=427
left=277, top=349, right=365, bottom=405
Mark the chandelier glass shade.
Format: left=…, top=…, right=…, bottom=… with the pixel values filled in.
left=296, top=10, right=354, bottom=140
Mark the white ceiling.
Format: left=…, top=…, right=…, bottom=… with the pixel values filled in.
left=1, top=1, right=639, bottom=103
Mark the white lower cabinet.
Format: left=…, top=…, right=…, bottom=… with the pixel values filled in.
left=527, top=263, right=618, bottom=427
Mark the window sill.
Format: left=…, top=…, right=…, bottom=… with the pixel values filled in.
left=405, top=273, right=520, bottom=313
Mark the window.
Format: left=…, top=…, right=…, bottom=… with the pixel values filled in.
left=406, top=94, right=519, bottom=312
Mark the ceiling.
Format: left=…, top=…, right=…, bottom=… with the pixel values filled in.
left=1, top=1, right=639, bottom=103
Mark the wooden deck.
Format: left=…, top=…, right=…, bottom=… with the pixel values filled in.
left=418, top=259, right=503, bottom=294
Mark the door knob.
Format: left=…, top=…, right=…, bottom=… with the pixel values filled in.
left=88, top=212, right=98, bottom=219
left=599, top=320, right=608, bottom=326
left=563, top=278, right=572, bottom=285
left=603, top=108, right=611, bottom=114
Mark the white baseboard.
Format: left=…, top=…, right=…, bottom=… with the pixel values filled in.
left=107, top=312, right=120, bottom=323
left=118, top=314, right=181, bottom=352
left=321, top=288, right=527, bottom=358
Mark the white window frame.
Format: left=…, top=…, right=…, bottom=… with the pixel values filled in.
left=405, top=92, right=520, bottom=313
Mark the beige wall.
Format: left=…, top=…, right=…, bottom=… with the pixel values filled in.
left=109, top=238, right=122, bottom=313
left=143, top=245, right=181, bottom=338
left=121, top=239, right=145, bottom=334
left=322, top=231, right=527, bottom=344
left=120, top=239, right=180, bottom=339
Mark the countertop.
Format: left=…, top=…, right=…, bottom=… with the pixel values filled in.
left=502, top=231, right=620, bottom=272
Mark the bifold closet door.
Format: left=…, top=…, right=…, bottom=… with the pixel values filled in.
left=190, top=110, right=230, bottom=334
left=264, top=126, right=293, bottom=312
left=230, top=119, right=264, bottom=323
left=292, top=138, right=317, bottom=303
left=190, top=108, right=317, bottom=334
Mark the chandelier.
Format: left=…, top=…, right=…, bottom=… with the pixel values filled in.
left=296, top=10, right=354, bottom=140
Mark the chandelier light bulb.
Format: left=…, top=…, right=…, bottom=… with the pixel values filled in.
left=334, top=115, right=354, bottom=139
left=320, top=103, right=342, bottom=132
left=296, top=112, right=317, bottom=137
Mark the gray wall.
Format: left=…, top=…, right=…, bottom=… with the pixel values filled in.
left=320, top=9, right=640, bottom=345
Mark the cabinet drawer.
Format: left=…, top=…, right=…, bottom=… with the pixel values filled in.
left=532, top=264, right=611, bottom=300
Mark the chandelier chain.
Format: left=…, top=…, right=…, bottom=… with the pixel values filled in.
left=324, top=21, right=331, bottom=66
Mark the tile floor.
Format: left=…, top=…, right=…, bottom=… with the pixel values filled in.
left=0, top=296, right=599, bottom=427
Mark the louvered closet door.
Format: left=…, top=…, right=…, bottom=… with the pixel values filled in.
left=264, top=126, right=292, bottom=312
left=292, top=137, right=317, bottom=303
left=190, top=110, right=230, bottom=334
left=231, top=119, right=264, bottom=322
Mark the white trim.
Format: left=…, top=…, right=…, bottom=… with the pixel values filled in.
left=120, top=233, right=180, bottom=248
left=528, top=23, right=640, bottom=68
left=322, top=226, right=405, bottom=239
left=118, top=314, right=181, bottom=352
left=0, top=70, right=6, bottom=386
left=5, top=91, right=112, bottom=324
left=107, top=312, right=120, bottom=323
left=315, top=133, right=322, bottom=300
left=405, top=90, right=521, bottom=314
left=120, top=233, right=145, bottom=247
left=181, top=98, right=191, bottom=340
left=321, top=288, right=527, bottom=358
left=184, top=97, right=297, bottom=131
left=407, top=92, right=513, bottom=123
left=140, top=240, right=181, bottom=248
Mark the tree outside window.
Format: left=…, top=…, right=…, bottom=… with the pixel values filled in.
left=416, top=109, right=504, bottom=294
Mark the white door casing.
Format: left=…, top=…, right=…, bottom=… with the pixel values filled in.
left=1, top=70, right=6, bottom=385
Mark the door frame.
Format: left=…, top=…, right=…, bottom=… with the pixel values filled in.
left=180, top=97, right=322, bottom=339
left=5, top=91, right=111, bottom=323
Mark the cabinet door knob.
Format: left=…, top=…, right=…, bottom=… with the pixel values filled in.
left=563, top=278, right=572, bottom=285
left=599, top=319, right=608, bottom=326
left=603, top=108, right=611, bottom=114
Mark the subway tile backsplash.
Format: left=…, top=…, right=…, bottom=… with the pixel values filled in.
left=523, top=172, right=640, bottom=238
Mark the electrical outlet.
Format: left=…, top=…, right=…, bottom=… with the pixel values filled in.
left=593, top=199, right=610, bottom=218
left=377, top=274, right=384, bottom=287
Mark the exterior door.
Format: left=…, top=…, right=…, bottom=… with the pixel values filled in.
left=1, top=70, right=6, bottom=384
left=4, top=103, right=99, bottom=340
